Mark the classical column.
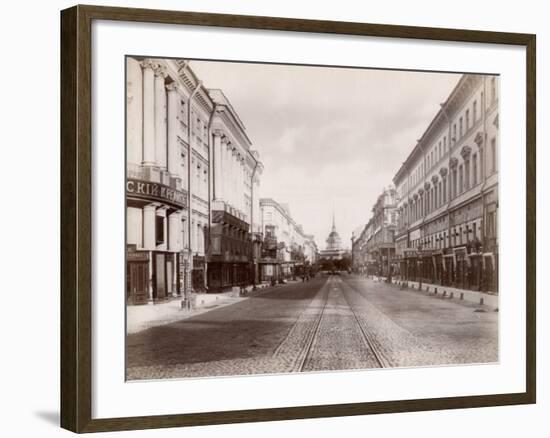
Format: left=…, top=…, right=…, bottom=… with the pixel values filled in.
left=141, top=59, right=156, bottom=166
left=154, top=63, right=168, bottom=170
left=126, top=57, right=143, bottom=165
left=213, top=132, right=223, bottom=200
left=143, top=204, right=156, bottom=250
left=168, top=211, right=181, bottom=252
left=244, top=158, right=250, bottom=215
left=233, top=150, right=239, bottom=212
left=166, top=82, right=180, bottom=180
left=227, top=142, right=234, bottom=208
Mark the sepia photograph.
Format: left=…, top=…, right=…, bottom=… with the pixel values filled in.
left=125, top=57, right=499, bottom=381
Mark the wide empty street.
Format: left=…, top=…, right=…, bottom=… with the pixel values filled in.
left=126, top=275, right=498, bottom=380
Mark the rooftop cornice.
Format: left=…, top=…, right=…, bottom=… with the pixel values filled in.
left=393, top=74, right=485, bottom=185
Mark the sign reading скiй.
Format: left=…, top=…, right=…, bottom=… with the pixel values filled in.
left=126, top=179, right=187, bottom=209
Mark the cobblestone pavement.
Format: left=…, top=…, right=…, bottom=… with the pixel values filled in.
left=126, top=274, right=498, bottom=380
left=126, top=277, right=328, bottom=380
left=343, top=276, right=498, bottom=367
left=299, top=277, right=381, bottom=371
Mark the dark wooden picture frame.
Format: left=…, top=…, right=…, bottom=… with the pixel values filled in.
left=60, top=4, right=536, bottom=433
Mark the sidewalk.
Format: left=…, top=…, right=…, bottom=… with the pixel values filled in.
left=127, top=280, right=300, bottom=334
left=127, top=292, right=240, bottom=334
left=389, top=277, right=499, bottom=309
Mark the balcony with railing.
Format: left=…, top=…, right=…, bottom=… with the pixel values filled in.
left=127, top=162, right=178, bottom=187
left=126, top=163, right=187, bottom=209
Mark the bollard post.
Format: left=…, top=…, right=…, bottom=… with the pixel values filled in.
left=434, top=287, right=438, bottom=295
left=450, top=292, right=454, bottom=299
left=442, top=290, right=447, bottom=297
left=480, top=297, right=484, bottom=306
left=460, top=292, right=464, bottom=300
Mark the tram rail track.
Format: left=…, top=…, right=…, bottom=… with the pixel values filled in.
left=293, top=286, right=330, bottom=372
left=296, top=276, right=389, bottom=371
left=340, top=284, right=391, bottom=368
left=274, top=276, right=390, bottom=372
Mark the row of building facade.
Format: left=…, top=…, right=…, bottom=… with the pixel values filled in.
left=126, top=57, right=317, bottom=304
left=259, top=198, right=318, bottom=282
left=352, top=74, right=499, bottom=293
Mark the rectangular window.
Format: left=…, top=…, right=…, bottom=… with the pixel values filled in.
left=438, top=142, right=442, bottom=160
left=480, top=146, right=484, bottom=180
left=442, top=177, right=447, bottom=203
left=472, top=154, right=478, bottom=186
left=453, top=170, right=457, bottom=199
left=459, top=165, right=464, bottom=194
left=453, top=124, right=457, bottom=143
left=473, top=100, right=477, bottom=123
left=443, top=136, right=447, bottom=154
left=491, top=77, right=497, bottom=103
left=465, top=159, right=470, bottom=191
left=155, top=215, right=164, bottom=245
left=459, top=117, right=463, bottom=137
left=466, top=109, right=470, bottom=131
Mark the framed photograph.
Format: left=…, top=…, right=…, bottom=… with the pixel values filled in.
left=60, top=4, right=536, bottom=433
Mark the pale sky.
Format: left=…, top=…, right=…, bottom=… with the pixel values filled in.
left=189, top=60, right=461, bottom=250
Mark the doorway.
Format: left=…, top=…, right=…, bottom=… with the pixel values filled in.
left=127, top=262, right=148, bottom=304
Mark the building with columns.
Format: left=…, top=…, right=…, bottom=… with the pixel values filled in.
left=366, top=186, right=397, bottom=276
left=259, top=198, right=316, bottom=281
left=125, top=57, right=263, bottom=303
left=351, top=219, right=374, bottom=274
left=350, top=186, right=397, bottom=277
left=393, top=73, right=499, bottom=292
left=207, top=89, right=264, bottom=291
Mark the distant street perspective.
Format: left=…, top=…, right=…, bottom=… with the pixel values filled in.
left=125, top=57, right=499, bottom=380
left=127, top=273, right=498, bottom=380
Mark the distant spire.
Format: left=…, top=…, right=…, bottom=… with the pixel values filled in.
left=331, top=209, right=336, bottom=232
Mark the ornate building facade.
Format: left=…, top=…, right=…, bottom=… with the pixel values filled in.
left=259, top=198, right=316, bottom=281
left=207, top=89, right=263, bottom=291
left=125, top=57, right=263, bottom=303
left=351, top=187, right=397, bottom=276
left=393, top=74, right=499, bottom=292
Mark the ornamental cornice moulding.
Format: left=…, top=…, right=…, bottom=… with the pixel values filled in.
left=165, top=82, right=178, bottom=92
left=460, top=145, right=472, bottom=158
left=474, top=131, right=484, bottom=146
left=153, top=63, right=168, bottom=78
left=140, top=58, right=156, bottom=70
